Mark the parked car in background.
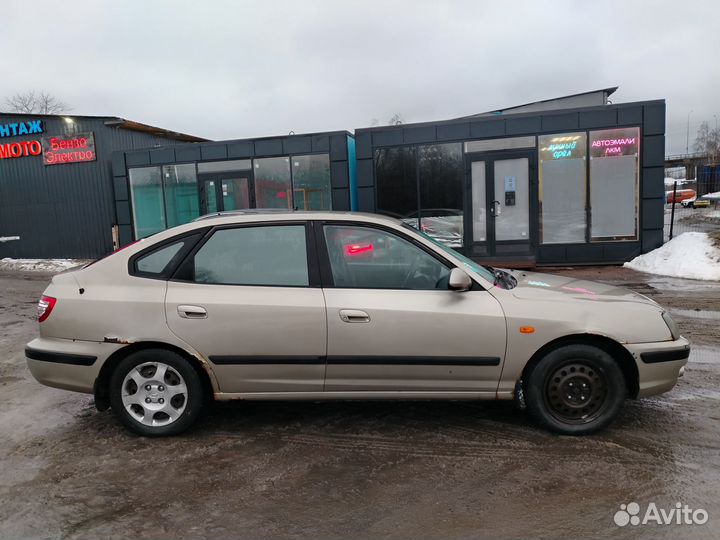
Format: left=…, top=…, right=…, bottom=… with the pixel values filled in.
left=681, top=197, right=711, bottom=209
left=666, top=189, right=696, bottom=204
left=26, top=211, right=689, bottom=437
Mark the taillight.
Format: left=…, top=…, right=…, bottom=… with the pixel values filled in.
left=37, top=295, right=57, bottom=323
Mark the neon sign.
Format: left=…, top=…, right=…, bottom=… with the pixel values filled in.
left=548, top=141, right=577, bottom=159
left=0, top=140, right=42, bottom=160
left=591, top=137, right=636, bottom=156
left=0, top=120, right=43, bottom=138
left=42, top=132, right=96, bottom=165
left=539, top=133, right=586, bottom=161
left=590, top=128, right=640, bottom=158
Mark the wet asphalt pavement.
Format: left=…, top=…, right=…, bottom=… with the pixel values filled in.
left=0, top=267, right=718, bottom=539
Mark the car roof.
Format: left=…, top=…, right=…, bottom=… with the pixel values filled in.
left=190, top=209, right=400, bottom=225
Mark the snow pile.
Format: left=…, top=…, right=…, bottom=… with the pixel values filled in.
left=624, top=232, right=720, bottom=281
left=665, top=177, right=688, bottom=186
left=703, top=191, right=720, bottom=201
left=0, top=258, right=87, bottom=272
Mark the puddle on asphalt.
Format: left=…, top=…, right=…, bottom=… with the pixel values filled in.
left=689, top=345, right=720, bottom=364
left=646, top=275, right=720, bottom=292
left=671, top=308, right=720, bottom=320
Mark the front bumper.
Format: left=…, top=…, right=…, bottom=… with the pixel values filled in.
left=625, top=337, right=690, bottom=398
left=25, top=337, right=124, bottom=394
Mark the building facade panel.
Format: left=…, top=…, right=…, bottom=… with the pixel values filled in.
left=355, top=99, right=665, bottom=265
left=0, top=113, right=192, bottom=259
left=114, top=131, right=354, bottom=245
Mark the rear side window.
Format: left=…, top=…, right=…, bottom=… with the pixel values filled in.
left=191, top=225, right=309, bottom=286
left=132, top=233, right=203, bottom=278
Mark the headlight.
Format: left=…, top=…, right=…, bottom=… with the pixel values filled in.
left=662, top=312, right=680, bottom=340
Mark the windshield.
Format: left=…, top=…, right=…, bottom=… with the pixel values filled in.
left=402, top=224, right=497, bottom=284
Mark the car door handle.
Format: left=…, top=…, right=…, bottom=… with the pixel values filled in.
left=339, top=309, right=370, bottom=323
left=177, top=305, right=208, bottom=319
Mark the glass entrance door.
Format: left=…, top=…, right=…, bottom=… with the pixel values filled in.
left=220, top=178, right=250, bottom=210
left=199, top=174, right=254, bottom=215
left=468, top=152, right=535, bottom=257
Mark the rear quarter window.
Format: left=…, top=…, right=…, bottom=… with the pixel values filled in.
left=131, top=232, right=204, bottom=278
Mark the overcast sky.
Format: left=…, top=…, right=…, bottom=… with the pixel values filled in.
left=3, top=0, right=718, bottom=154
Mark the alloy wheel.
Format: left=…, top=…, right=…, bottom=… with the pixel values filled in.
left=121, top=362, right=188, bottom=427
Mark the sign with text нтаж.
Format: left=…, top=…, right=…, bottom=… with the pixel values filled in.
left=42, top=132, right=96, bottom=165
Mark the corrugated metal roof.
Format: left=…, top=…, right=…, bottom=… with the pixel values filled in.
left=0, top=112, right=207, bottom=143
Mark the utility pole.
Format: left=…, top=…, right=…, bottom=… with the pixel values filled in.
left=686, top=109, right=693, bottom=154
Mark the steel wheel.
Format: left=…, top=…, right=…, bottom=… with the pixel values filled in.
left=544, top=361, right=607, bottom=424
left=121, top=361, right=188, bottom=427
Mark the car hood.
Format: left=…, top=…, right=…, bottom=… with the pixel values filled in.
left=508, top=271, right=661, bottom=309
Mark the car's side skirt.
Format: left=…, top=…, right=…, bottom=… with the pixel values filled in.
left=209, top=355, right=501, bottom=366
left=213, top=390, right=504, bottom=401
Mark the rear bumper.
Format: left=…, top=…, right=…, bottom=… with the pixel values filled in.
left=625, top=337, right=690, bottom=398
left=25, top=337, right=123, bottom=394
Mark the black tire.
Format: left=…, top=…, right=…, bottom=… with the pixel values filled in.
left=109, top=348, right=204, bottom=436
left=524, top=344, right=626, bottom=435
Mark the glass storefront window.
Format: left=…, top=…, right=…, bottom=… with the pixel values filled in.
left=292, top=154, right=331, bottom=210
left=163, top=164, right=199, bottom=227
left=538, top=132, right=587, bottom=244
left=129, top=167, right=164, bottom=239
left=418, top=143, right=464, bottom=247
left=375, top=147, right=417, bottom=220
left=254, top=157, right=292, bottom=209
left=589, top=128, right=640, bottom=241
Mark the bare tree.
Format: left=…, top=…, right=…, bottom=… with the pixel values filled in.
left=388, top=113, right=404, bottom=125
left=5, top=90, right=70, bottom=114
left=369, top=113, right=404, bottom=127
left=694, top=121, right=720, bottom=164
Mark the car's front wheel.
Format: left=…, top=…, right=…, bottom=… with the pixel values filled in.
left=109, top=349, right=203, bottom=436
left=524, top=344, right=626, bottom=435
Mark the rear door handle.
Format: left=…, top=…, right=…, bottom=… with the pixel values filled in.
left=339, top=309, right=370, bottom=323
left=177, top=305, right=208, bottom=319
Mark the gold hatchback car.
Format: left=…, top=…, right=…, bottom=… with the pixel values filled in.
left=26, top=211, right=689, bottom=437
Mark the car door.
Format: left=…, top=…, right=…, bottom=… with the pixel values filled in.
left=165, top=222, right=327, bottom=394
left=318, top=222, right=507, bottom=394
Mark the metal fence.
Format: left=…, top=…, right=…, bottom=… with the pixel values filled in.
left=664, top=179, right=720, bottom=242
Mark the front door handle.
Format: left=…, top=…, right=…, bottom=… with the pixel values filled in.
left=339, top=309, right=370, bottom=323
left=177, top=305, right=208, bottom=319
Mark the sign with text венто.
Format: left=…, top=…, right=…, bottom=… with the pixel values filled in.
left=42, top=132, right=96, bottom=165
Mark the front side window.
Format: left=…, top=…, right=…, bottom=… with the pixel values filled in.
left=323, top=225, right=450, bottom=290
left=192, top=225, right=308, bottom=286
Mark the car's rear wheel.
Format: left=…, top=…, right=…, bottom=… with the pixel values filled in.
left=524, top=344, right=626, bottom=435
left=109, top=349, right=203, bottom=436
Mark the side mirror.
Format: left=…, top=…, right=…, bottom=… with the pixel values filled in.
left=448, top=268, right=472, bottom=292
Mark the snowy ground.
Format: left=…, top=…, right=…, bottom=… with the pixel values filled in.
left=625, top=232, right=720, bottom=281
left=0, top=258, right=88, bottom=272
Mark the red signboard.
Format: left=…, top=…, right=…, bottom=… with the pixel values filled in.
left=0, top=140, right=42, bottom=160
left=42, top=132, right=96, bottom=165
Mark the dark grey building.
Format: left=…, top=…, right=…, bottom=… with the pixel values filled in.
left=1, top=88, right=667, bottom=267
left=0, top=113, right=204, bottom=259
left=354, top=91, right=665, bottom=266
left=112, top=131, right=356, bottom=247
